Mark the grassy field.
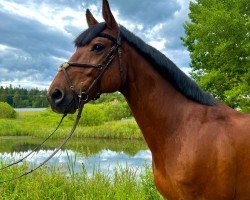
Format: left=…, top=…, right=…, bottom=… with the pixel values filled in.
left=0, top=108, right=142, bottom=139
left=0, top=163, right=163, bottom=200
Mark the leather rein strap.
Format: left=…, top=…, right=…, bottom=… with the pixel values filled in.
left=59, top=30, right=126, bottom=105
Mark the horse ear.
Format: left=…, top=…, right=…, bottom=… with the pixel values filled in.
left=102, top=0, right=118, bottom=29
left=86, top=9, right=98, bottom=27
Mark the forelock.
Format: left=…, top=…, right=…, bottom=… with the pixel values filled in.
left=74, top=23, right=106, bottom=47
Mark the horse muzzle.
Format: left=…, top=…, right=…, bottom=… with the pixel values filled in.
left=47, top=87, right=78, bottom=114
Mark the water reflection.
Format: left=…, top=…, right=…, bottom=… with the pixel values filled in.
left=14, top=108, right=46, bottom=112
left=0, top=137, right=148, bottom=156
left=0, top=149, right=152, bottom=175
left=0, top=137, right=151, bottom=175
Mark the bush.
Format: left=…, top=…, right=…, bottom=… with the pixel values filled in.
left=93, top=92, right=126, bottom=104
left=103, top=101, right=132, bottom=121
left=79, top=104, right=105, bottom=126
left=0, top=102, right=16, bottom=119
left=78, top=101, right=132, bottom=127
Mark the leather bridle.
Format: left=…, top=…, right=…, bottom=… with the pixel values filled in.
left=58, top=29, right=126, bottom=112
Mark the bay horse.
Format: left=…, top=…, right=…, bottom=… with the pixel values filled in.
left=47, top=0, right=250, bottom=199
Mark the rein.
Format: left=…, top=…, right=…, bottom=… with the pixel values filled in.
left=0, top=104, right=84, bottom=183
left=0, top=114, right=66, bottom=171
left=0, top=97, right=76, bottom=172
left=0, top=29, right=125, bottom=183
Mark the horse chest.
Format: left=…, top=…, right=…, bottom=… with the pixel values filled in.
left=152, top=160, right=180, bottom=199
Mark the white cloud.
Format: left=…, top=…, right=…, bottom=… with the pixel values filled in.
left=0, top=1, right=86, bottom=35
left=0, top=43, right=21, bottom=52
left=1, top=80, right=50, bottom=89
left=0, top=0, right=191, bottom=88
left=149, top=39, right=167, bottom=52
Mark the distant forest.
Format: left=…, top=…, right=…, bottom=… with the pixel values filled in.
left=0, top=85, right=48, bottom=108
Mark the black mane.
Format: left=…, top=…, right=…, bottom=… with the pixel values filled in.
left=75, top=23, right=216, bottom=106
left=74, top=23, right=106, bottom=47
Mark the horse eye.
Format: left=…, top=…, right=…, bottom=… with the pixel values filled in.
left=92, top=43, right=104, bottom=53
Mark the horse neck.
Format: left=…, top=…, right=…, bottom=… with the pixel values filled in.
left=120, top=44, right=193, bottom=150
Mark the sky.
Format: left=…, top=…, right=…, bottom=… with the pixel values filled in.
left=0, top=0, right=191, bottom=89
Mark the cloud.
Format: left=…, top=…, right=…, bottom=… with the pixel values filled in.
left=0, top=6, right=74, bottom=83
left=0, top=0, right=191, bottom=88
left=109, top=0, right=181, bottom=25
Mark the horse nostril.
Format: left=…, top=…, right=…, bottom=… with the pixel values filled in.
left=51, top=88, right=64, bottom=105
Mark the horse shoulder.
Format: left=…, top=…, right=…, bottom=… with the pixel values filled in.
left=170, top=106, right=238, bottom=199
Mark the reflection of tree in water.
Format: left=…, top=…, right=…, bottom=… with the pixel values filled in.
left=0, top=137, right=148, bottom=156
left=11, top=143, right=53, bottom=152
left=66, top=138, right=148, bottom=157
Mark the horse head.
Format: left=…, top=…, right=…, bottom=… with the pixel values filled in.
left=47, top=0, right=126, bottom=114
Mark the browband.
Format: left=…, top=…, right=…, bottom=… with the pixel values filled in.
left=97, top=32, right=118, bottom=44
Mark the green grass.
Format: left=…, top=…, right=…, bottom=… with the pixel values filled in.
left=0, top=163, right=163, bottom=200
left=0, top=109, right=142, bottom=139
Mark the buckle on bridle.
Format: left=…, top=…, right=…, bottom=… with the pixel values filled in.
left=96, top=64, right=103, bottom=70
left=79, top=92, right=89, bottom=102
left=58, top=62, right=70, bottom=72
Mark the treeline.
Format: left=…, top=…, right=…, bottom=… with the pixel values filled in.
left=0, top=85, right=126, bottom=108
left=0, top=85, right=48, bottom=108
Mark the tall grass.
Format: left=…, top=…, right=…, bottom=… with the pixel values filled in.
left=66, top=150, right=77, bottom=178
left=0, top=163, right=163, bottom=200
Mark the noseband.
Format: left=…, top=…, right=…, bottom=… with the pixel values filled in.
left=58, top=29, right=126, bottom=111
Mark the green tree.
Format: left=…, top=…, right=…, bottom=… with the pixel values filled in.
left=13, top=90, right=22, bottom=107
left=0, top=85, right=49, bottom=108
left=0, top=89, right=8, bottom=103
left=182, top=0, right=250, bottom=112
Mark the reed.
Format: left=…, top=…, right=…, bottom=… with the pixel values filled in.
left=0, top=162, right=163, bottom=200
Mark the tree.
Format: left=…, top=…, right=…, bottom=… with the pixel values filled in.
left=13, top=90, right=22, bottom=107
left=0, top=86, right=49, bottom=108
left=182, top=0, right=250, bottom=112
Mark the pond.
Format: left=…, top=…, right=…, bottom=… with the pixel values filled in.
left=14, top=108, right=47, bottom=112
left=0, top=137, right=151, bottom=175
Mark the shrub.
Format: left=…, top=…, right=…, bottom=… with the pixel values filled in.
left=93, top=92, right=125, bottom=104
left=0, top=102, right=16, bottom=119
left=103, top=101, right=132, bottom=121
left=79, top=104, right=105, bottom=126
left=78, top=101, right=132, bottom=126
